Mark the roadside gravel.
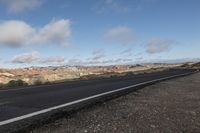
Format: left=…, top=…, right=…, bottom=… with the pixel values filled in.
left=30, top=73, right=200, bottom=133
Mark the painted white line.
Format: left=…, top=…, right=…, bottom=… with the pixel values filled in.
left=0, top=72, right=195, bottom=126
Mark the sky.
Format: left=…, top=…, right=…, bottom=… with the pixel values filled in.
left=0, top=0, right=199, bottom=68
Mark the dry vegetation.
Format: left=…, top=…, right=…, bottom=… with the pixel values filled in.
left=180, top=62, right=200, bottom=69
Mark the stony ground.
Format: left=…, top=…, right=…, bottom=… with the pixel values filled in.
left=30, top=73, right=200, bottom=133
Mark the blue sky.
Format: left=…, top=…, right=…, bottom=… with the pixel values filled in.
left=0, top=0, right=199, bottom=67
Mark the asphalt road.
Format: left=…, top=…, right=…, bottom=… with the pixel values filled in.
left=0, top=68, right=195, bottom=129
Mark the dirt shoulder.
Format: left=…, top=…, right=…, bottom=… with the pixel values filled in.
left=30, top=73, right=200, bottom=133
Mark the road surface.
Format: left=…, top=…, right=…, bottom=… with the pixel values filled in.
left=0, top=68, right=196, bottom=131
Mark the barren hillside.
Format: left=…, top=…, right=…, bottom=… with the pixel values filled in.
left=0, top=63, right=183, bottom=85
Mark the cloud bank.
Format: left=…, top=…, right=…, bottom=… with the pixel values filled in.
left=11, top=50, right=133, bottom=66
left=12, top=51, right=66, bottom=65
left=66, top=58, right=133, bottom=66
left=0, top=19, right=72, bottom=48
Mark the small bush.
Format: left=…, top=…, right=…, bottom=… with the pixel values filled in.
left=126, top=72, right=133, bottom=76
left=181, top=63, right=190, bottom=67
left=6, top=80, right=28, bottom=88
left=0, top=83, right=4, bottom=88
left=44, top=81, right=51, bottom=85
left=33, top=80, right=43, bottom=85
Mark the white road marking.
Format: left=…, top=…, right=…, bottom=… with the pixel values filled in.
left=0, top=72, right=196, bottom=126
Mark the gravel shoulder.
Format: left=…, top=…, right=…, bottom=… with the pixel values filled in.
left=30, top=73, right=200, bottom=133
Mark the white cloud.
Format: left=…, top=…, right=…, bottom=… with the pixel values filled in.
left=146, top=39, right=173, bottom=54
left=12, top=51, right=41, bottom=63
left=104, top=26, right=135, bottom=45
left=12, top=51, right=66, bottom=64
left=32, top=19, right=71, bottom=47
left=0, top=0, right=43, bottom=13
left=0, top=20, right=35, bottom=47
left=0, top=19, right=72, bottom=48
